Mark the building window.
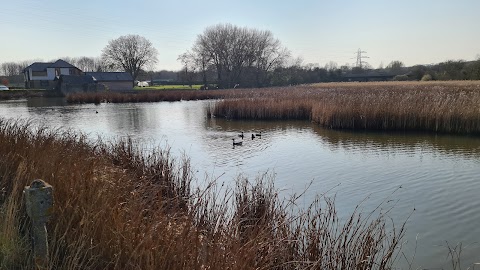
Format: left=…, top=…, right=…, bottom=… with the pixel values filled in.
left=32, top=71, right=47, bottom=76
left=69, top=68, right=76, bottom=75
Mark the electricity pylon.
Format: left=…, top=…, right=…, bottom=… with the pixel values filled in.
left=353, top=48, right=369, bottom=69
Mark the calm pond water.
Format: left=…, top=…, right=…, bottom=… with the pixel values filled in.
left=1, top=97, right=480, bottom=269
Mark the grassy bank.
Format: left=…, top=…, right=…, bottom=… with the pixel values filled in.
left=0, top=118, right=404, bottom=269
left=209, top=81, right=480, bottom=134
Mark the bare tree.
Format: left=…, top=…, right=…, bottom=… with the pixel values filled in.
left=1, top=62, right=22, bottom=76
left=191, top=45, right=212, bottom=87
left=101, top=34, right=158, bottom=81
left=387, top=60, right=405, bottom=71
left=252, top=30, right=290, bottom=87
left=177, top=51, right=197, bottom=85
left=324, top=61, right=338, bottom=72
left=186, top=24, right=289, bottom=88
left=195, top=24, right=248, bottom=87
left=74, top=56, right=97, bottom=72
left=94, top=57, right=116, bottom=72
left=57, top=56, right=98, bottom=72
left=19, top=60, right=33, bottom=74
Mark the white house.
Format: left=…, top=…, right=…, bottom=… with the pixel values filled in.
left=23, top=59, right=83, bottom=89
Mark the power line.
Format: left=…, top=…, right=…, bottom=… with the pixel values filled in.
left=352, top=48, right=369, bottom=68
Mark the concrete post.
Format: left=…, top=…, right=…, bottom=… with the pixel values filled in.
left=24, top=179, right=54, bottom=268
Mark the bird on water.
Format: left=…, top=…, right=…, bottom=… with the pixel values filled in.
left=232, top=138, right=243, bottom=146
left=238, top=131, right=244, bottom=139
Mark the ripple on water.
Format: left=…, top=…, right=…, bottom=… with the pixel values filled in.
left=2, top=99, right=480, bottom=269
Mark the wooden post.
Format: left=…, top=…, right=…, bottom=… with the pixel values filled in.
left=24, top=179, right=54, bottom=269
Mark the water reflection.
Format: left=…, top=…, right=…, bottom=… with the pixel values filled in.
left=311, top=126, right=480, bottom=159
left=105, top=105, right=149, bottom=134
left=1, top=98, right=480, bottom=269
left=26, top=97, right=67, bottom=107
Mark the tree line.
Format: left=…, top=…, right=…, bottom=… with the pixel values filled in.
left=1, top=24, right=480, bottom=88
left=179, top=24, right=290, bottom=88
left=0, top=57, right=109, bottom=77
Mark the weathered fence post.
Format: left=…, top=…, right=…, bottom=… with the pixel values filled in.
left=24, top=179, right=54, bottom=269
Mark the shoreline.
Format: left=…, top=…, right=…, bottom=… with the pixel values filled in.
left=0, top=89, right=60, bottom=100
left=3, top=81, right=480, bottom=135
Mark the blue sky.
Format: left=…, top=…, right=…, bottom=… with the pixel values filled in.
left=1, top=0, right=479, bottom=71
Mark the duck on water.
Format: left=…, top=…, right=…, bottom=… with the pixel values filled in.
left=232, top=138, right=243, bottom=146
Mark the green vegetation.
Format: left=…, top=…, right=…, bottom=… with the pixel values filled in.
left=134, top=84, right=203, bottom=90
left=421, top=74, right=433, bottom=81
left=0, top=118, right=404, bottom=269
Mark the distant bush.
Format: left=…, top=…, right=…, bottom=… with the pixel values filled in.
left=421, top=74, right=433, bottom=81
left=393, top=74, right=409, bottom=81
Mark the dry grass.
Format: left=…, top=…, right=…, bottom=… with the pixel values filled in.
left=65, top=86, right=303, bottom=104
left=210, top=81, right=480, bottom=134
left=68, top=81, right=480, bottom=134
left=0, top=179, right=30, bottom=269
left=0, top=118, right=405, bottom=269
left=66, top=89, right=246, bottom=104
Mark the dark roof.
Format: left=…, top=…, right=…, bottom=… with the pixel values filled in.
left=25, top=62, right=53, bottom=72
left=51, top=59, right=77, bottom=68
left=85, top=72, right=133, bottom=82
left=57, top=75, right=95, bottom=84
left=24, top=59, right=79, bottom=72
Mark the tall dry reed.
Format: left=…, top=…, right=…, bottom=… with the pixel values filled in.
left=210, top=81, right=480, bottom=134
left=65, top=86, right=299, bottom=104
left=66, top=89, right=242, bottom=104
left=0, top=118, right=405, bottom=269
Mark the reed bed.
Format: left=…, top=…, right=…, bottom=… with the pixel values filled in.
left=67, top=81, right=480, bottom=134
left=0, top=118, right=405, bottom=269
left=66, top=89, right=254, bottom=104
left=65, top=86, right=301, bottom=104
left=210, top=81, right=480, bottom=134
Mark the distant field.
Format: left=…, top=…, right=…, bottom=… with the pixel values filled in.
left=134, top=84, right=203, bottom=90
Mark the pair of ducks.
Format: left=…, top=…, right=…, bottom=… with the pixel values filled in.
left=233, top=131, right=262, bottom=146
